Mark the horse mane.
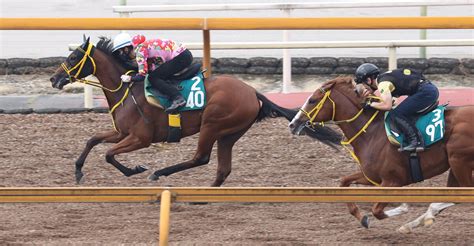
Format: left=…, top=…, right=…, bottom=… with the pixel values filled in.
left=96, top=36, right=114, bottom=56
left=320, top=76, right=362, bottom=103
left=321, top=76, right=354, bottom=90
left=96, top=36, right=138, bottom=72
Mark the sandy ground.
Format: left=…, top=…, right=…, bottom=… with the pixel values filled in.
left=0, top=113, right=472, bottom=245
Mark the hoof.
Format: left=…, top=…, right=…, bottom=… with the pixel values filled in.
left=148, top=173, right=160, bottom=181
left=361, top=215, right=370, bottom=228
left=134, top=164, right=149, bottom=174
left=75, top=171, right=84, bottom=184
left=397, top=225, right=412, bottom=234
left=423, top=217, right=434, bottom=227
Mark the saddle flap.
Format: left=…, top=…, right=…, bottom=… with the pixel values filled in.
left=384, top=105, right=446, bottom=147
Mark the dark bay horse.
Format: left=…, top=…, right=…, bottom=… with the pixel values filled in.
left=288, top=76, right=473, bottom=231
left=50, top=37, right=340, bottom=186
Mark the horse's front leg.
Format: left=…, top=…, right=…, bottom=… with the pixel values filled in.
left=369, top=180, right=407, bottom=223
left=340, top=172, right=372, bottom=228
left=104, top=134, right=151, bottom=177
left=75, top=130, right=125, bottom=184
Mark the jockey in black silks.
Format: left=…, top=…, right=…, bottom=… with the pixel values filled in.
left=354, top=63, right=439, bottom=152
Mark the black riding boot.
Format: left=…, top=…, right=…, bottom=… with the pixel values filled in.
left=150, top=78, right=186, bottom=113
left=393, top=117, right=424, bottom=152
left=165, top=94, right=186, bottom=113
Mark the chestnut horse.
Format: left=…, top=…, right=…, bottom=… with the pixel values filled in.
left=289, top=76, right=473, bottom=231
left=50, top=37, right=340, bottom=186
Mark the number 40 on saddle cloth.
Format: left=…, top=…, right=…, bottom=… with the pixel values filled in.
left=144, top=72, right=206, bottom=111
left=384, top=106, right=446, bottom=148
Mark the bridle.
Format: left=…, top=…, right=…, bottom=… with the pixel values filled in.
left=60, top=43, right=126, bottom=93
left=298, top=87, right=382, bottom=186
left=61, top=43, right=96, bottom=82
left=299, top=87, right=380, bottom=128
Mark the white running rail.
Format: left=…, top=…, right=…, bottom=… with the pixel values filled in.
left=112, top=0, right=472, bottom=13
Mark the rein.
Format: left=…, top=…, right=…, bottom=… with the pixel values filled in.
left=299, top=87, right=382, bottom=186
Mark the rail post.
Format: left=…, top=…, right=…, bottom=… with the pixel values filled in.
left=84, top=84, right=93, bottom=108
left=388, top=46, right=398, bottom=70
left=159, top=190, right=172, bottom=246
left=282, top=8, right=292, bottom=93
left=420, top=6, right=428, bottom=58
left=202, top=30, right=212, bottom=77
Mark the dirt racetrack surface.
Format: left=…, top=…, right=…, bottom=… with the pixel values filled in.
left=0, top=113, right=472, bottom=245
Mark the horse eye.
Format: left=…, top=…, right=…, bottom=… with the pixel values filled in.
left=308, top=99, right=317, bottom=104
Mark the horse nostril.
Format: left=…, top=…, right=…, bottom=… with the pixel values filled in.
left=50, top=77, right=55, bottom=83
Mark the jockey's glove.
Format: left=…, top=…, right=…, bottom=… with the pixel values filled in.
left=131, top=74, right=145, bottom=82
left=120, top=75, right=131, bottom=82
left=363, top=101, right=373, bottom=110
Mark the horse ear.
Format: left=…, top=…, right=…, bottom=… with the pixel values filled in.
left=81, top=36, right=90, bottom=49
left=83, top=34, right=87, bottom=42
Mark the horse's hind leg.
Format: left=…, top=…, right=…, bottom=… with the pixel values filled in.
left=148, top=127, right=217, bottom=181
left=104, top=134, right=151, bottom=177
left=397, top=202, right=455, bottom=234
left=398, top=170, right=459, bottom=233
left=212, top=126, right=251, bottom=187
left=75, top=130, right=124, bottom=184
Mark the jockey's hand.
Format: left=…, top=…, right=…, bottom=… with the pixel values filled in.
left=120, top=75, right=132, bottom=82
left=363, top=101, right=373, bottom=110
left=362, top=88, right=371, bottom=98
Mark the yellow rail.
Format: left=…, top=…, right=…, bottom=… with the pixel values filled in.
left=2, top=187, right=473, bottom=245
left=0, top=17, right=473, bottom=30
left=1, top=187, right=473, bottom=203
left=206, top=17, right=474, bottom=30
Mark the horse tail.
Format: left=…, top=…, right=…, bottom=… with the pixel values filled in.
left=255, top=92, right=342, bottom=149
left=255, top=92, right=297, bottom=122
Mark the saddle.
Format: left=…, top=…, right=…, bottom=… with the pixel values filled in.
left=169, top=63, right=203, bottom=85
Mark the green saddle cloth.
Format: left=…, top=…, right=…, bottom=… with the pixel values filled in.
left=384, top=106, right=446, bottom=147
left=144, top=72, right=206, bottom=112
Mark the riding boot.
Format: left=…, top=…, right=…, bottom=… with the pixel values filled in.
left=150, top=78, right=186, bottom=113
left=165, top=94, right=186, bottom=113
left=414, top=130, right=425, bottom=152
left=393, top=117, right=423, bottom=152
left=150, top=78, right=177, bottom=99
